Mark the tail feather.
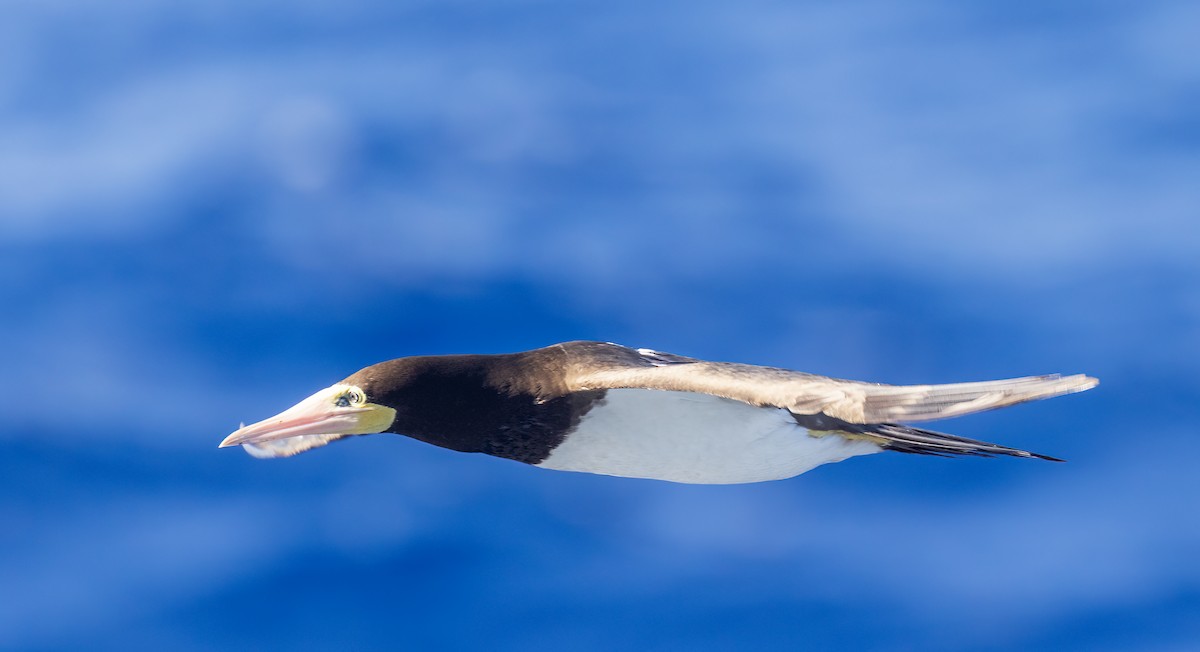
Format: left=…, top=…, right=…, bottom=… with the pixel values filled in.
left=859, top=422, right=1063, bottom=461
left=794, top=414, right=1063, bottom=461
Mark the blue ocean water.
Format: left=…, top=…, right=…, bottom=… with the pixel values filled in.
left=2, top=1, right=1198, bottom=649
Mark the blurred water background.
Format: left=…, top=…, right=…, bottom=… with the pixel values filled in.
left=2, top=1, right=1199, bottom=650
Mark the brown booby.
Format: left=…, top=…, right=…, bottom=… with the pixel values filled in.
left=219, top=341, right=1098, bottom=484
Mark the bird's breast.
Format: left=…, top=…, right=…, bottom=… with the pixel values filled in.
left=536, top=389, right=880, bottom=484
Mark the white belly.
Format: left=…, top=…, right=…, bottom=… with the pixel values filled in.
left=536, top=389, right=881, bottom=484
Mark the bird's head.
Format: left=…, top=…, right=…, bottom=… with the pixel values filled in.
left=219, top=372, right=401, bottom=458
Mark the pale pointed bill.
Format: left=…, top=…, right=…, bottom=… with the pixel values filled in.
left=219, top=385, right=386, bottom=450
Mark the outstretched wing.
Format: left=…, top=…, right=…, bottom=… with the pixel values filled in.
left=559, top=342, right=1098, bottom=424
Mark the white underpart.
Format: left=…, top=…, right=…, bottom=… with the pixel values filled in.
left=537, top=389, right=881, bottom=484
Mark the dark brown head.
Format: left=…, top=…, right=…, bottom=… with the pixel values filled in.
left=217, top=359, right=426, bottom=458
left=218, top=355, right=513, bottom=458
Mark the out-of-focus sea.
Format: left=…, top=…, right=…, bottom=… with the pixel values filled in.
left=2, top=1, right=1198, bottom=650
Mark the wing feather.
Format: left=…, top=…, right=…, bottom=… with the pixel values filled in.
left=561, top=342, right=1097, bottom=424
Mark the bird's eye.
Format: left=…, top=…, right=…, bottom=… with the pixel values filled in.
left=335, top=394, right=352, bottom=408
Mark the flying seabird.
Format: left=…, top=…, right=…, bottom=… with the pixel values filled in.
left=219, top=341, right=1098, bottom=484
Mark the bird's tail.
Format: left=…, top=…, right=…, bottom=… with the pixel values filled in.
left=795, top=414, right=1064, bottom=461
left=855, top=422, right=1062, bottom=461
